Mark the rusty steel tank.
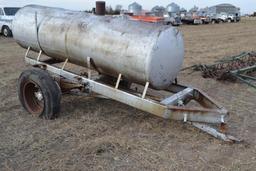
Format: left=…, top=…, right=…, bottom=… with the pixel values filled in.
left=95, top=1, right=106, bottom=16
left=12, top=5, right=184, bottom=89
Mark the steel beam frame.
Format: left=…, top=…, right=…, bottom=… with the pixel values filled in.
left=24, top=47, right=240, bottom=142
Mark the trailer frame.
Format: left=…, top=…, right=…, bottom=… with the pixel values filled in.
left=22, top=47, right=240, bottom=143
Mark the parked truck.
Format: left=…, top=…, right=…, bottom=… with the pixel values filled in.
left=227, top=13, right=240, bottom=22
left=0, top=7, right=20, bottom=37
left=208, top=12, right=228, bottom=24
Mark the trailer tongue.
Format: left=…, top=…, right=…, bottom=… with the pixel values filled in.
left=14, top=5, right=240, bottom=142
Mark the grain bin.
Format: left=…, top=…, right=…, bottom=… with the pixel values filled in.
left=128, top=2, right=142, bottom=15
left=167, top=3, right=180, bottom=13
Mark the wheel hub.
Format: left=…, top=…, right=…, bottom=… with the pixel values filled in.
left=23, top=81, right=44, bottom=116
left=34, top=91, right=43, bottom=101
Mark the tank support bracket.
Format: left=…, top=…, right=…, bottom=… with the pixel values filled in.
left=142, top=82, right=149, bottom=99
left=115, top=74, right=122, bottom=89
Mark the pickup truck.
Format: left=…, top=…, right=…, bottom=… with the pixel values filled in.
left=0, top=7, right=20, bottom=37
left=227, top=13, right=240, bottom=22
left=210, top=12, right=228, bottom=24
left=163, top=14, right=182, bottom=26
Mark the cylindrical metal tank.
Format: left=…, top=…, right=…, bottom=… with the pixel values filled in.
left=151, top=6, right=166, bottom=17
left=95, top=1, right=105, bottom=16
left=167, top=3, right=180, bottom=13
left=128, top=2, right=142, bottom=15
left=12, top=5, right=184, bottom=90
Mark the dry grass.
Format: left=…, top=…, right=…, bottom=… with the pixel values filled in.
left=0, top=19, right=256, bottom=171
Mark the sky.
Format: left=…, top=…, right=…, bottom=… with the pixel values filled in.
left=0, top=0, right=254, bottom=14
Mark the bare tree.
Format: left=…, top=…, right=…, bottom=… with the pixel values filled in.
left=106, top=5, right=114, bottom=14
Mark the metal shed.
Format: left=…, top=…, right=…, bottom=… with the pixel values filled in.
left=208, top=3, right=240, bottom=15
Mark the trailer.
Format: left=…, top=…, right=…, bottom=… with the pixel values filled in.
left=21, top=47, right=239, bottom=143
left=14, top=5, right=240, bottom=142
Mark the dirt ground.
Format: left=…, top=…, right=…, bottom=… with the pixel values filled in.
left=0, top=19, right=256, bottom=171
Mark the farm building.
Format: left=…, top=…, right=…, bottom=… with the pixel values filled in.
left=208, top=3, right=240, bottom=15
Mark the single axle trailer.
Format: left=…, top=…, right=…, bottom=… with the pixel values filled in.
left=17, top=47, right=240, bottom=143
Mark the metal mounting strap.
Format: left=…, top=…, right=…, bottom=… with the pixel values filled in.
left=115, top=74, right=122, bottom=89
left=25, top=47, right=31, bottom=59
left=62, top=59, right=69, bottom=70
left=142, top=82, right=149, bottom=99
left=25, top=47, right=42, bottom=62
left=37, top=50, right=42, bottom=61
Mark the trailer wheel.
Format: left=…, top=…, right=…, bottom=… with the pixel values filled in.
left=18, top=68, right=61, bottom=119
left=2, top=26, right=12, bottom=37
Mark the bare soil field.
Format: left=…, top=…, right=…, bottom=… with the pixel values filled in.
left=0, top=19, right=256, bottom=171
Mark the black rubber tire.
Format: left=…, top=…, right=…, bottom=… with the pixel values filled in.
left=18, top=68, right=61, bottom=119
left=218, top=19, right=224, bottom=24
left=2, top=26, right=12, bottom=37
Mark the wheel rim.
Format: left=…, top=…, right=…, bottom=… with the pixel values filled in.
left=3, top=28, right=8, bottom=36
left=23, top=81, right=44, bottom=116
